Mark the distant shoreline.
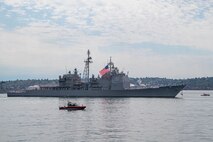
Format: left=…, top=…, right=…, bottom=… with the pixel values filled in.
left=1, top=77, right=213, bottom=91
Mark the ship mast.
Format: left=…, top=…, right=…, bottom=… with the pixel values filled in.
left=83, top=50, right=93, bottom=83
left=108, top=56, right=114, bottom=72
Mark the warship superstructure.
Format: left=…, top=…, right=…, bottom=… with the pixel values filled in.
left=7, top=50, right=185, bottom=98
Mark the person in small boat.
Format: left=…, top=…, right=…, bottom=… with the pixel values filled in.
left=67, top=102, right=77, bottom=106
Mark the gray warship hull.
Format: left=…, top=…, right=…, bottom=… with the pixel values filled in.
left=7, top=85, right=184, bottom=98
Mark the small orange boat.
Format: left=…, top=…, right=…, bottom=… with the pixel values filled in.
left=59, top=102, right=86, bottom=110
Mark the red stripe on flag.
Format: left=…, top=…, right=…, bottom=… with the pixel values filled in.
left=99, top=68, right=110, bottom=76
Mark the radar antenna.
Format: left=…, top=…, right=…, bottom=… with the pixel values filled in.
left=83, top=50, right=93, bottom=83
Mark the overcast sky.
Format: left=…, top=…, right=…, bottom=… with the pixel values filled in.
left=0, top=0, right=213, bottom=80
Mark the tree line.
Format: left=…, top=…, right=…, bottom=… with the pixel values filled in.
left=1, top=77, right=213, bottom=93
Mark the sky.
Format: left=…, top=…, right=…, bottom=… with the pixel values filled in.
left=0, top=0, right=213, bottom=80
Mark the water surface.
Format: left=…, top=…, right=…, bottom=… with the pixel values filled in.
left=0, top=91, right=213, bottom=142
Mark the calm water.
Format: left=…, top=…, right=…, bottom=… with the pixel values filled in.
left=0, top=91, right=213, bottom=142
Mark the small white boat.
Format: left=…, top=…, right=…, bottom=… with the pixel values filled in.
left=201, top=93, right=210, bottom=96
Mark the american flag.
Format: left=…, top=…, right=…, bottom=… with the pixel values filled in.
left=99, top=65, right=110, bottom=76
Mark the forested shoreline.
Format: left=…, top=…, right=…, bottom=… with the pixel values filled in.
left=1, top=77, right=213, bottom=92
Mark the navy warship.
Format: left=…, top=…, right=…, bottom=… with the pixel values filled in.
left=7, top=50, right=185, bottom=98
